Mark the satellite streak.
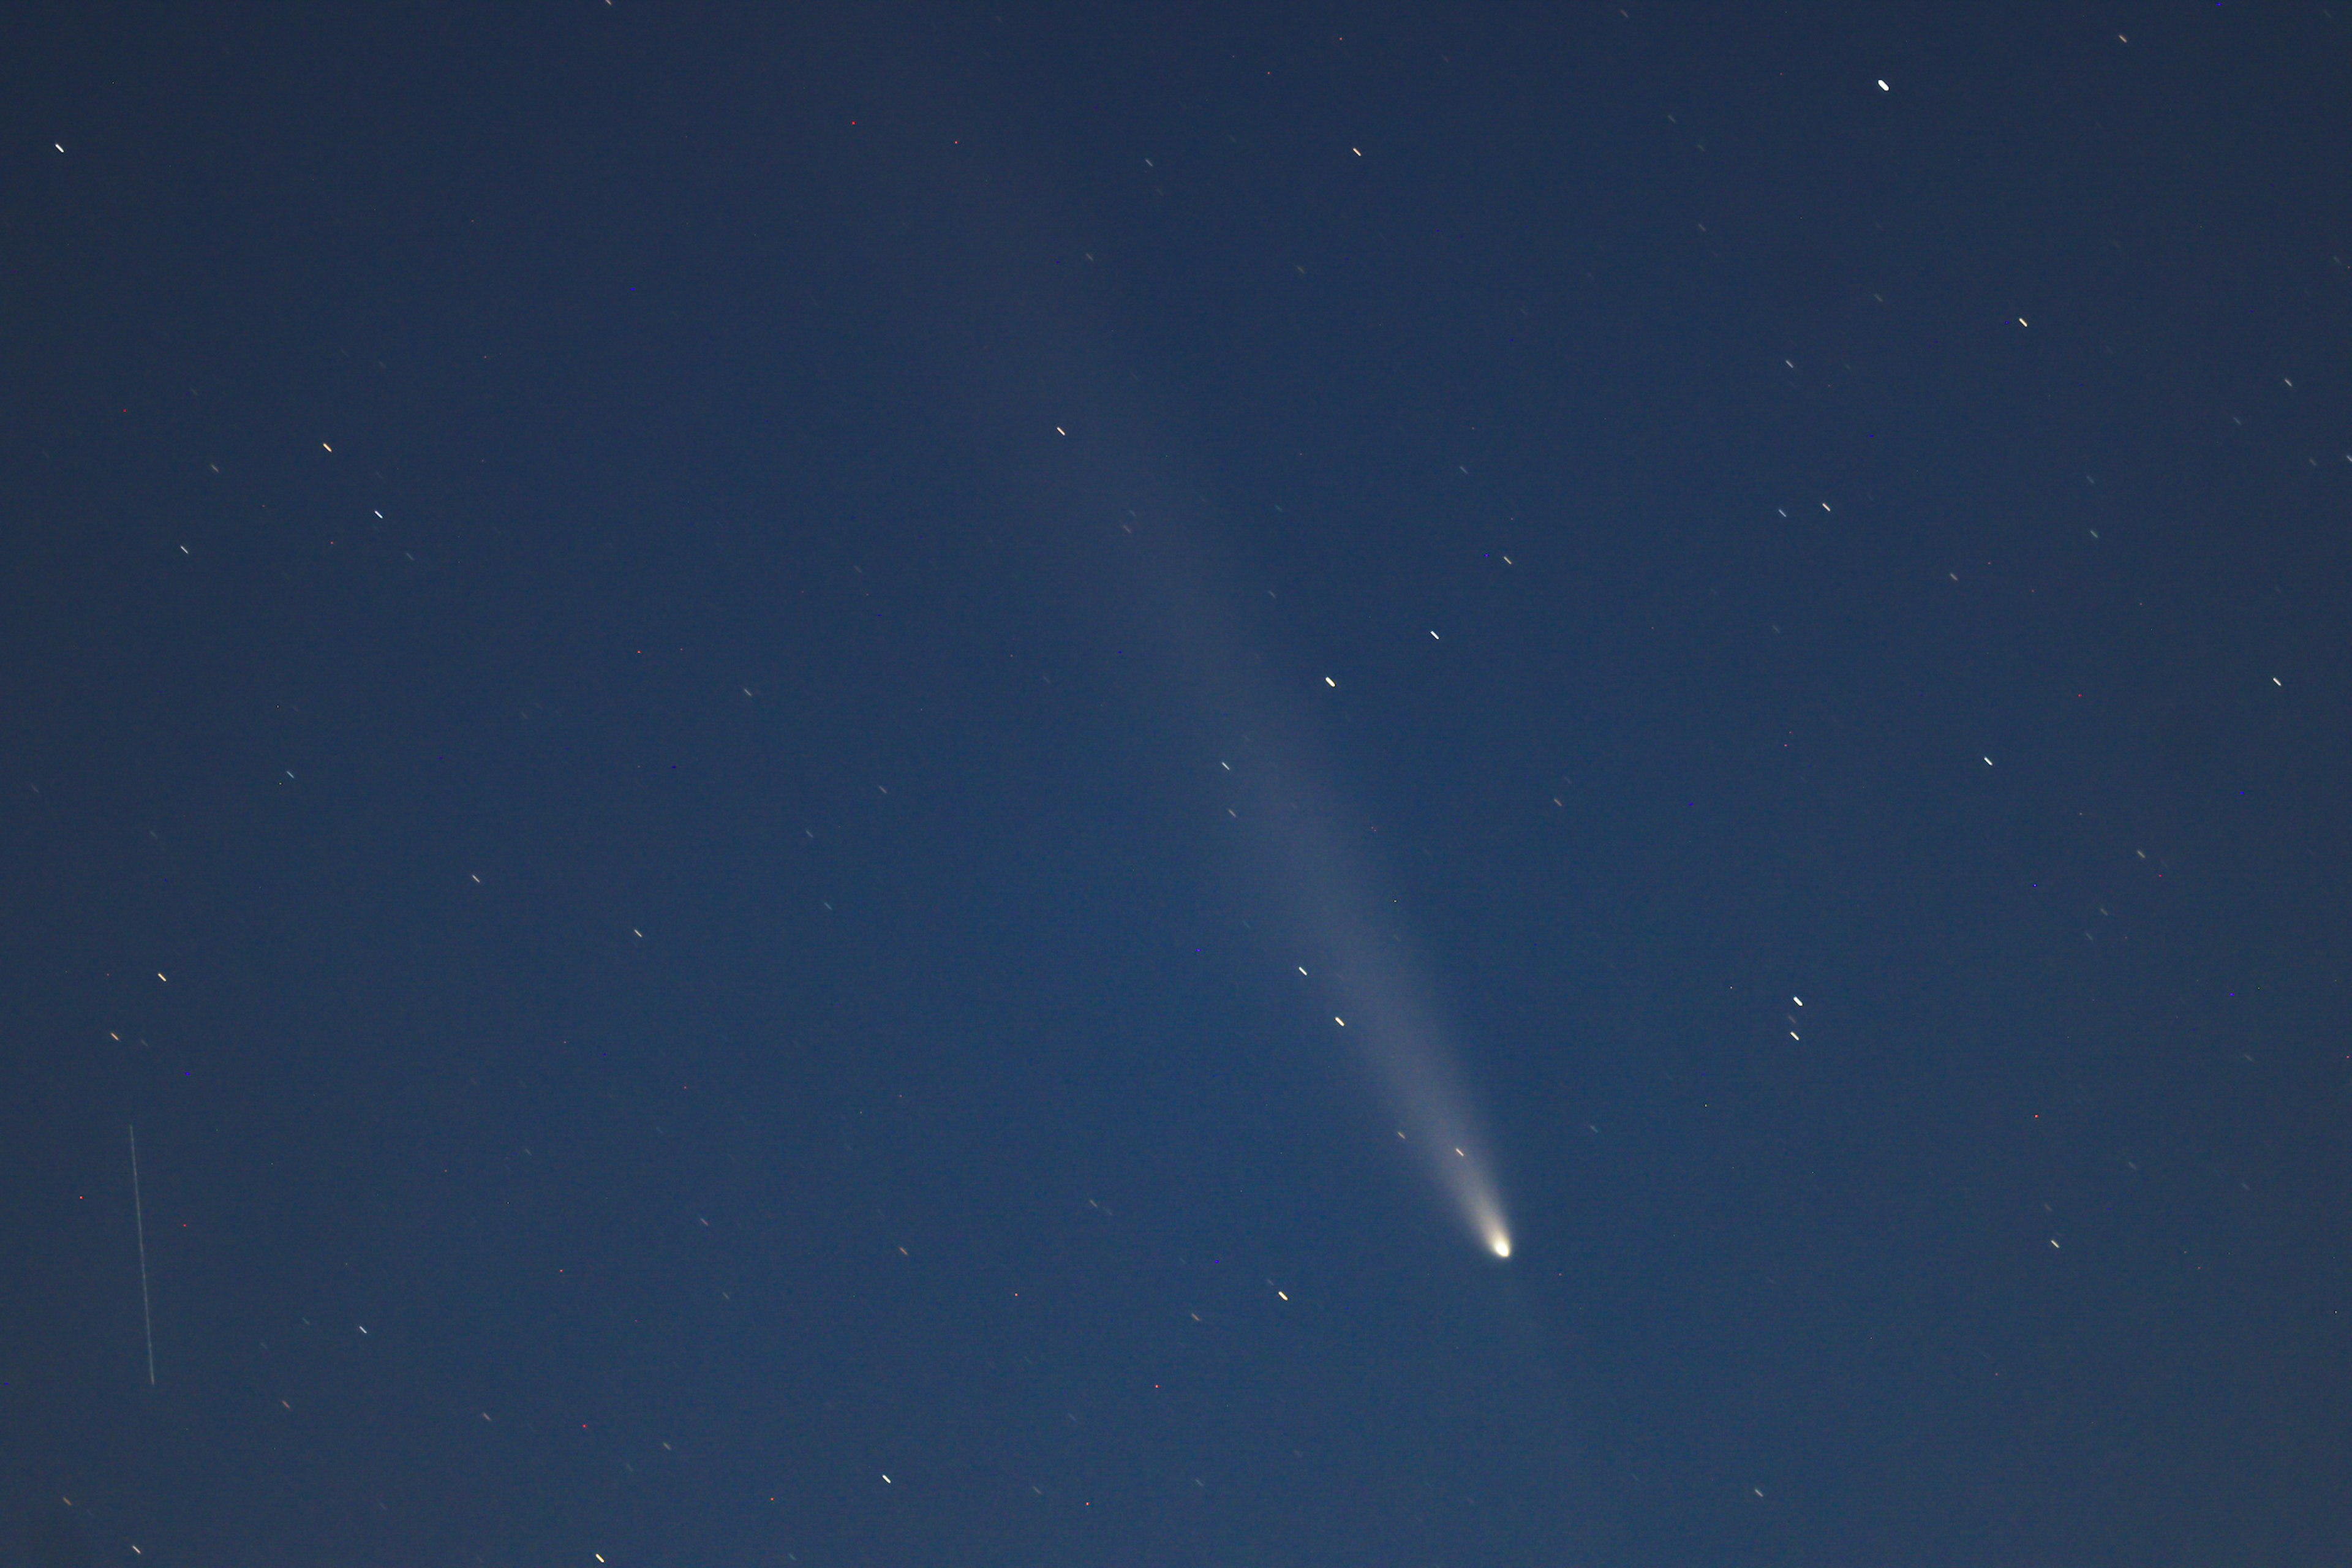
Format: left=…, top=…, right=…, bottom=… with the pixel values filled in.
left=130, top=1124, right=156, bottom=1385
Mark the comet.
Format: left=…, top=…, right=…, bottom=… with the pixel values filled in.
left=1223, top=756, right=1514, bottom=1261
left=892, top=139, right=1516, bottom=1262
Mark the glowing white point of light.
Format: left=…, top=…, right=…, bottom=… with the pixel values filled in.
left=1489, top=1232, right=1512, bottom=1259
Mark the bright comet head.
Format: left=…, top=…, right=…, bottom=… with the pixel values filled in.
left=1461, top=1188, right=1513, bottom=1261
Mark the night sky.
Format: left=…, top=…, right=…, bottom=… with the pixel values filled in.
left=6, top=7, right=2350, bottom=1565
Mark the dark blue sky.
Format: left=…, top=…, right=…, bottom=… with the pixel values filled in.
left=5, top=7, right=2349, bottom=1565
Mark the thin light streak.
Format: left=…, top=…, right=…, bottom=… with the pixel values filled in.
left=130, top=1125, right=155, bottom=1386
